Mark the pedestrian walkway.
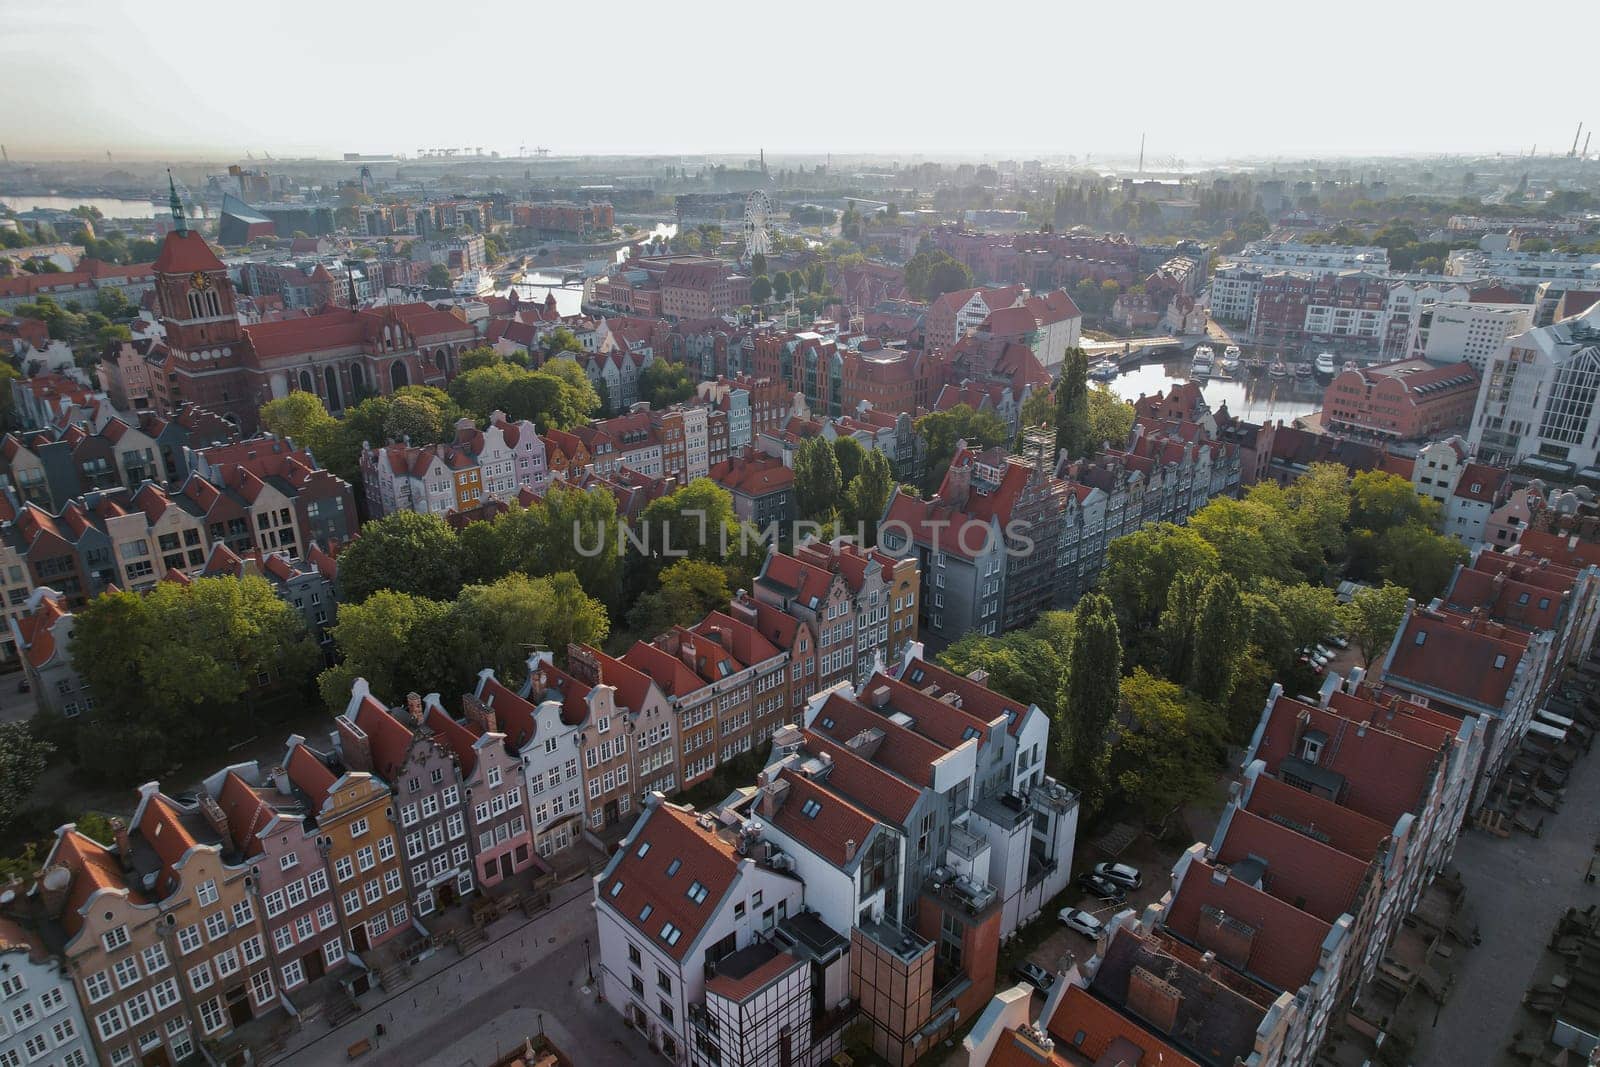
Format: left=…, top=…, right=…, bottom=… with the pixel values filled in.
left=1415, top=729, right=1600, bottom=1065
left=271, top=873, right=604, bottom=1067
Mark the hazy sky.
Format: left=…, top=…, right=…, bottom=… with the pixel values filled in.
left=1, top=0, right=1594, bottom=162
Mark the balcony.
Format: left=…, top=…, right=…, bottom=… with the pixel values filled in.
left=924, top=869, right=1000, bottom=920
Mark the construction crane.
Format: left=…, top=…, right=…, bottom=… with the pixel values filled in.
left=1571, top=123, right=1585, bottom=158
left=535, top=146, right=550, bottom=158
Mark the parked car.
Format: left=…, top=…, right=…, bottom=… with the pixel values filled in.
left=1093, top=862, right=1143, bottom=890
left=1057, top=907, right=1104, bottom=938
left=1013, top=961, right=1057, bottom=994
left=1298, top=655, right=1326, bottom=676
left=1324, top=634, right=1350, bottom=649
left=1078, top=872, right=1127, bottom=903
left=1314, top=644, right=1336, bottom=660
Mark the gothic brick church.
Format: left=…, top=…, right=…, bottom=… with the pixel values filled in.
left=147, top=179, right=476, bottom=431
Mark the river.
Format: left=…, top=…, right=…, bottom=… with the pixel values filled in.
left=501, top=222, right=677, bottom=314
left=1107, top=356, right=1324, bottom=425
left=0, top=195, right=167, bottom=219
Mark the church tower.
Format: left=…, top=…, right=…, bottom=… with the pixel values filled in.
left=152, top=171, right=250, bottom=421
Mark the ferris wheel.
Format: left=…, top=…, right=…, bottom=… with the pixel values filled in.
left=744, top=190, right=772, bottom=259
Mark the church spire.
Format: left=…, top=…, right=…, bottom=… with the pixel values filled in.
left=167, top=169, right=188, bottom=236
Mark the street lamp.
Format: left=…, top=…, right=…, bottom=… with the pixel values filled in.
left=584, top=937, right=595, bottom=985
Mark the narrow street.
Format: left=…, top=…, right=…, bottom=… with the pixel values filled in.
left=280, top=876, right=652, bottom=1067
left=1416, top=738, right=1600, bottom=1065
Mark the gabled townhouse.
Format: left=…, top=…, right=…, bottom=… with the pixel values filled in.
left=201, top=542, right=339, bottom=643
left=591, top=797, right=825, bottom=1067
left=1377, top=604, right=1544, bottom=812
left=37, top=825, right=204, bottom=1067
left=0, top=528, right=34, bottom=664
left=426, top=698, right=537, bottom=890
left=360, top=411, right=549, bottom=519
left=485, top=657, right=585, bottom=859
left=281, top=736, right=411, bottom=956
left=186, top=435, right=359, bottom=552
left=204, top=762, right=355, bottom=1002
left=707, top=449, right=795, bottom=530
left=8, top=587, right=89, bottom=718
left=337, top=685, right=474, bottom=915
left=749, top=546, right=862, bottom=699
left=0, top=918, right=95, bottom=1067
left=122, top=783, right=278, bottom=1058
left=622, top=641, right=723, bottom=790
left=791, top=538, right=920, bottom=686
left=727, top=590, right=820, bottom=723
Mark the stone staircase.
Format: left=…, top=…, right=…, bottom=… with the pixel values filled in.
left=375, top=958, right=410, bottom=992
left=455, top=924, right=488, bottom=954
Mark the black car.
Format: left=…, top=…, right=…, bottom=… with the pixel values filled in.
left=1078, top=872, right=1127, bottom=903
left=1012, top=961, right=1057, bottom=994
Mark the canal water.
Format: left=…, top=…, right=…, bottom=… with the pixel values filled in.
left=1107, top=356, right=1324, bottom=425
left=0, top=195, right=177, bottom=219
left=502, top=222, right=678, bottom=315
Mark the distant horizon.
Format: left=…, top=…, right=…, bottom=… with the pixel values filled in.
left=1, top=0, right=1593, bottom=168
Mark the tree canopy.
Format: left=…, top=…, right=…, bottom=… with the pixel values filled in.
left=337, top=511, right=463, bottom=604
left=793, top=437, right=843, bottom=520
left=913, top=405, right=1010, bottom=494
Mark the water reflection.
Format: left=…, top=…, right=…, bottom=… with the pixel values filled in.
left=501, top=222, right=678, bottom=314
left=1108, top=358, right=1323, bottom=425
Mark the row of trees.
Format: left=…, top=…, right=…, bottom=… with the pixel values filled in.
left=790, top=436, right=896, bottom=539
left=939, top=461, right=1453, bottom=823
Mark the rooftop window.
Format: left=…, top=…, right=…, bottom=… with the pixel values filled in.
left=801, top=799, right=822, bottom=819
left=610, top=880, right=623, bottom=897
left=686, top=881, right=708, bottom=905
left=666, top=858, right=681, bottom=877
left=636, top=841, right=651, bottom=858
left=639, top=903, right=653, bottom=922
left=661, top=922, right=682, bottom=946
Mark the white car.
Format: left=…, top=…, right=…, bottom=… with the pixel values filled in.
left=1057, top=907, right=1104, bottom=938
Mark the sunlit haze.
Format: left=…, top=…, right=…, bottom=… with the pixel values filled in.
left=2, top=0, right=1594, bottom=162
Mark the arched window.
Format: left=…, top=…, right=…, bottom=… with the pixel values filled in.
left=324, top=365, right=343, bottom=411
left=298, top=370, right=314, bottom=394
left=390, top=360, right=410, bottom=391
left=434, top=349, right=447, bottom=371
left=349, top=362, right=366, bottom=394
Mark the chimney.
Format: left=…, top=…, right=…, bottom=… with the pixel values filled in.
left=37, top=864, right=72, bottom=919
left=1197, top=906, right=1257, bottom=970
left=462, top=693, right=498, bottom=736
left=405, top=692, right=424, bottom=725
left=730, top=592, right=757, bottom=626
left=844, top=839, right=857, bottom=862
left=759, top=778, right=790, bottom=818
left=111, top=818, right=131, bottom=869
left=966, top=668, right=990, bottom=687
left=869, top=685, right=891, bottom=709
left=335, top=717, right=373, bottom=772
left=198, top=794, right=230, bottom=843
left=1126, top=966, right=1182, bottom=1034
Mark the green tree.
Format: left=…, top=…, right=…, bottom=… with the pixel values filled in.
left=1157, top=571, right=1206, bottom=683
left=317, top=590, right=453, bottom=710
left=637, top=360, right=696, bottom=408
left=1378, top=522, right=1469, bottom=601
left=832, top=437, right=867, bottom=486
left=72, top=577, right=318, bottom=781
left=845, top=449, right=895, bottom=541
left=0, top=722, right=53, bottom=836
left=1339, top=582, right=1411, bottom=667
left=913, top=405, right=1010, bottom=494
left=1018, top=389, right=1054, bottom=431
left=1190, top=574, right=1248, bottom=702
left=628, top=559, right=733, bottom=636
left=458, top=345, right=502, bottom=372
left=1187, top=497, right=1299, bottom=584
left=1086, top=383, right=1134, bottom=447
left=426, top=264, right=451, bottom=288
left=750, top=252, right=767, bottom=278
left=542, top=483, right=623, bottom=606
left=542, top=327, right=584, bottom=359
left=383, top=392, right=455, bottom=445
left=337, top=512, right=463, bottom=603
left=750, top=276, right=773, bottom=304
left=793, top=437, right=843, bottom=520
left=448, top=572, right=609, bottom=681
left=1271, top=582, right=1344, bottom=656
left=1350, top=470, right=1438, bottom=534
left=1060, top=593, right=1122, bottom=809
left=1109, top=669, right=1224, bottom=818
left=937, top=627, right=1065, bottom=721
left=772, top=272, right=792, bottom=302
left=1099, top=523, right=1220, bottom=637
left=259, top=391, right=338, bottom=457
left=1055, top=350, right=1091, bottom=460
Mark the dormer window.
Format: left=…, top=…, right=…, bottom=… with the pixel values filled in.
left=1299, top=730, right=1327, bottom=765
left=1414, top=631, right=1427, bottom=646
left=1493, top=654, right=1507, bottom=669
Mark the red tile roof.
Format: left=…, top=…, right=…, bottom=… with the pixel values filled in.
left=1444, top=568, right=1565, bottom=632
left=152, top=230, right=226, bottom=274
left=1165, top=857, right=1330, bottom=993
left=56, top=829, right=141, bottom=937
left=215, top=770, right=275, bottom=857
left=286, top=742, right=337, bottom=811
left=602, top=803, right=742, bottom=962
left=1243, top=774, right=1390, bottom=862
left=1044, top=985, right=1200, bottom=1067
left=768, top=769, right=878, bottom=869
left=1215, top=808, right=1370, bottom=923
left=797, top=729, right=921, bottom=824
left=1385, top=608, right=1525, bottom=714
left=809, top=692, right=942, bottom=788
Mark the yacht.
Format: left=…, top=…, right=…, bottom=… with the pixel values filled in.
left=1314, top=352, right=1337, bottom=377
left=1294, top=361, right=1314, bottom=379
left=1268, top=356, right=1289, bottom=379
left=452, top=270, right=497, bottom=297
left=1191, top=345, right=1214, bottom=378
left=1217, top=346, right=1242, bottom=375
left=1089, top=360, right=1120, bottom=382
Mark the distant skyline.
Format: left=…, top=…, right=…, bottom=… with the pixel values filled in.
left=0, top=0, right=1594, bottom=163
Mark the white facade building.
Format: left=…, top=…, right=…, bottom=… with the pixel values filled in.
left=0, top=923, right=95, bottom=1067
left=1469, top=300, right=1600, bottom=477
left=1417, top=301, right=1536, bottom=373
